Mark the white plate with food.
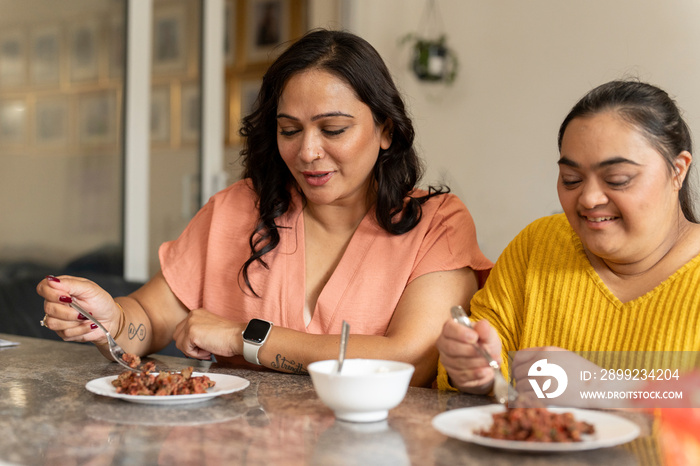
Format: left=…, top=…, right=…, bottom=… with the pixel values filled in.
left=86, top=372, right=249, bottom=405
left=432, top=405, right=640, bottom=452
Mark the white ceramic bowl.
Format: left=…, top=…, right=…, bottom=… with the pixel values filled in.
left=308, top=359, right=415, bottom=423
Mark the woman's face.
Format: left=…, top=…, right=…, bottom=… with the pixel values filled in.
left=557, top=111, right=684, bottom=264
left=276, top=69, right=391, bottom=209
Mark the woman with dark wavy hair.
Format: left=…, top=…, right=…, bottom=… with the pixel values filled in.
left=37, top=29, right=491, bottom=386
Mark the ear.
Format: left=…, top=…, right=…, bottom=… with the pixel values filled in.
left=672, top=150, right=692, bottom=190
left=379, top=120, right=393, bottom=150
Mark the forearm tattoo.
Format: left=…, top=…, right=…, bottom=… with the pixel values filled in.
left=271, top=354, right=307, bottom=375
left=127, top=323, right=147, bottom=341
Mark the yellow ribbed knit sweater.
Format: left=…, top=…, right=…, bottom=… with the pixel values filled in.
left=437, top=213, right=700, bottom=390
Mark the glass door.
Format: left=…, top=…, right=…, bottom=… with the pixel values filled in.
left=0, top=0, right=321, bottom=339
left=0, top=0, right=132, bottom=339
left=0, top=0, right=212, bottom=339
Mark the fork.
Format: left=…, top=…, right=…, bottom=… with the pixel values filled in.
left=69, top=300, right=142, bottom=373
left=450, top=305, right=518, bottom=405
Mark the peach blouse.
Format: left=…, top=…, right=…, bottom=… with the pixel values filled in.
left=160, top=179, right=492, bottom=335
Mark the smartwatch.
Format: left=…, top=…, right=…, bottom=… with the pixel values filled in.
left=242, top=318, right=273, bottom=365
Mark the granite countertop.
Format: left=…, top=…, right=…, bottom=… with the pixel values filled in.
left=0, top=334, right=659, bottom=466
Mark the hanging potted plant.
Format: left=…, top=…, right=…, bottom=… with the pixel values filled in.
left=401, top=33, right=458, bottom=84
left=400, top=0, right=458, bottom=85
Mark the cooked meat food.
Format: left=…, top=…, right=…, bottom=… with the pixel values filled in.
left=112, top=357, right=215, bottom=396
left=121, top=352, right=141, bottom=368
left=477, top=408, right=595, bottom=442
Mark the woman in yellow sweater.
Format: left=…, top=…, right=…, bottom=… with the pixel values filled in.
left=436, top=80, right=700, bottom=394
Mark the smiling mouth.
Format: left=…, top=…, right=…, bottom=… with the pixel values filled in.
left=583, top=215, right=618, bottom=223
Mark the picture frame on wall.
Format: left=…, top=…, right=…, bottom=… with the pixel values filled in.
left=107, top=17, right=125, bottom=80
left=152, top=3, right=187, bottom=74
left=78, top=90, right=118, bottom=146
left=225, top=0, right=304, bottom=146
left=245, top=0, right=290, bottom=63
left=0, top=29, right=27, bottom=88
left=30, top=25, right=61, bottom=85
left=150, top=85, right=170, bottom=144
left=0, top=99, right=27, bottom=146
left=240, top=78, right=261, bottom=121
left=227, top=76, right=261, bottom=145
left=68, top=18, right=99, bottom=82
left=34, top=95, right=70, bottom=147
left=180, top=83, right=200, bottom=143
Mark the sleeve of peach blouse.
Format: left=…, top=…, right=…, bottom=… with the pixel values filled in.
left=408, top=193, right=492, bottom=286
left=159, top=201, right=214, bottom=311
left=159, top=180, right=259, bottom=311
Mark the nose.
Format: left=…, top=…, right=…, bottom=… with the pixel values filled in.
left=578, top=180, right=608, bottom=209
left=299, top=132, right=324, bottom=163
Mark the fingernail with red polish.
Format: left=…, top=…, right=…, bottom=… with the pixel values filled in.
left=77, top=313, right=87, bottom=321
left=47, top=275, right=60, bottom=282
left=59, top=296, right=73, bottom=304
left=90, top=324, right=97, bottom=330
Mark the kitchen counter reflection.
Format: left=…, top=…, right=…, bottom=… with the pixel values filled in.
left=0, top=334, right=660, bottom=465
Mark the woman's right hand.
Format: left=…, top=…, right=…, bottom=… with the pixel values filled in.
left=436, top=317, right=503, bottom=394
left=36, top=275, right=121, bottom=344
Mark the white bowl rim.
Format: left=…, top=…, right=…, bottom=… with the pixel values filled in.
left=308, top=358, right=415, bottom=376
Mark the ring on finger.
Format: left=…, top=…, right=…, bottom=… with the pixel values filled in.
left=40, top=314, right=48, bottom=327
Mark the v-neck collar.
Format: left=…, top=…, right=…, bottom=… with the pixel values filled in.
left=571, top=229, right=700, bottom=307
left=286, top=193, right=381, bottom=333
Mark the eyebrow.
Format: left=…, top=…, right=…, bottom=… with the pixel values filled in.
left=276, top=111, right=354, bottom=122
left=557, top=156, right=642, bottom=169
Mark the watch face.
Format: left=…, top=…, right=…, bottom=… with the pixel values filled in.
left=243, top=319, right=271, bottom=344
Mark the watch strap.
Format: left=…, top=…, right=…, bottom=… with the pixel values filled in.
left=243, top=339, right=263, bottom=365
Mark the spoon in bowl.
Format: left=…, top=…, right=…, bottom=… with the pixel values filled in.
left=336, top=320, right=350, bottom=374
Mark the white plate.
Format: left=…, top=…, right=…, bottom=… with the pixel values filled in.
left=432, top=405, right=640, bottom=452
left=86, top=372, right=250, bottom=405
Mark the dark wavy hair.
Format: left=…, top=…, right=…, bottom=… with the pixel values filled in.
left=558, top=79, right=697, bottom=223
left=238, top=29, right=447, bottom=295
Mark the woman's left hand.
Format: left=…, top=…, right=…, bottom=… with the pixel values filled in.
left=172, top=308, right=244, bottom=360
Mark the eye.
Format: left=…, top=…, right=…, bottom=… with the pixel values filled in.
left=605, top=176, right=631, bottom=188
left=278, top=127, right=300, bottom=137
left=322, top=126, right=347, bottom=136
left=560, top=175, right=581, bottom=188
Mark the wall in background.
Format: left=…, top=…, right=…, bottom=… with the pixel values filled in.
left=338, top=0, right=700, bottom=261
left=6, top=0, right=697, bottom=269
